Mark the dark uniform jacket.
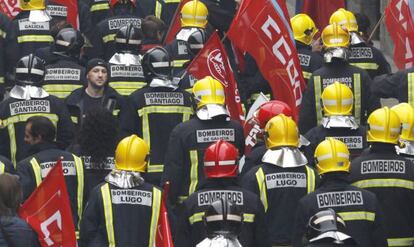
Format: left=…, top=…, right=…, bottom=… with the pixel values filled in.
left=293, top=175, right=387, bottom=247
left=304, top=125, right=368, bottom=167
left=0, top=13, right=10, bottom=97
left=348, top=43, right=391, bottom=80
left=65, top=86, right=134, bottom=133
left=371, top=67, right=414, bottom=104
left=175, top=179, right=271, bottom=247
left=240, top=142, right=266, bottom=177
left=162, top=116, right=244, bottom=205
left=79, top=181, right=163, bottom=247
left=242, top=162, right=319, bottom=246
left=16, top=142, right=84, bottom=234
left=0, top=95, right=74, bottom=164
left=299, top=60, right=380, bottom=134
left=348, top=144, right=414, bottom=247
left=296, top=41, right=323, bottom=81
left=88, top=0, right=110, bottom=26
left=108, top=60, right=146, bottom=96
left=0, top=216, right=40, bottom=247
left=164, top=34, right=193, bottom=77
left=43, top=58, right=86, bottom=99
left=127, top=86, right=194, bottom=185
left=0, top=155, right=15, bottom=174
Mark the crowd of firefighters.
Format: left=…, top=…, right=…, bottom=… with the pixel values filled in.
left=0, top=0, right=413, bottom=246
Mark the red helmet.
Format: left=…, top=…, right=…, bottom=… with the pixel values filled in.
left=110, top=0, right=136, bottom=8
left=255, top=100, right=293, bottom=129
left=204, top=140, right=239, bottom=178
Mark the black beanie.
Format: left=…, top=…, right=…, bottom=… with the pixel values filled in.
left=86, top=58, right=108, bottom=74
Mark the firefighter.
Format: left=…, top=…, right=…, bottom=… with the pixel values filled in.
left=162, top=76, right=244, bottom=207
left=175, top=140, right=270, bottom=247
left=16, top=116, right=84, bottom=238
left=79, top=135, right=163, bottom=246
left=164, top=0, right=209, bottom=76
left=126, top=47, right=193, bottom=185
left=241, top=114, right=318, bottom=246
left=108, top=23, right=146, bottom=96
left=65, top=58, right=133, bottom=131
left=153, top=0, right=181, bottom=26
left=391, top=103, right=414, bottom=162
left=0, top=54, right=74, bottom=165
left=304, top=209, right=358, bottom=247
left=196, top=198, right=243, bottom=247
left=329, top=8, right=390, bottom=79
left=348, top=107, right=414, bottom=247
left=299, top=23, right=380, bottom=135
left=88, top=0, right=110, bottom=26
left=87, top=0, right=142, bottom=60
left=42, top=27, right=86, bottom=99
left=290, top=13, right=323, bottom=81
left=304, top=82, right=367, bottom=167
left=293, top=138, right=387, bottom=247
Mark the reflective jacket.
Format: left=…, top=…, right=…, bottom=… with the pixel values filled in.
left=79, top=181, right=163, bottom=247
left=88, top=0, right=110, bottom=26
left=241, top=162, right=319, bottom=246
left=0, top=155, right=15, bottom=175
left=175, top=179, right=271, bottom=247
left=298, top=60, right=380, bottom=134
left=348, top=144, right=414, bottom=247
left=293, top=175, right=388, bottom=247
left=348, top=43, right=391, bottom=79
left=296, top=42, right=323, bottom=81
left=162, top=116, right=244, bottom=205
left=164, top=37, right=192, bottom=77
left=108, top=60, right=146, bottom=96
left=154, top=0, right=181, bottom=25
left=127, top=86, right=194, bottom=185
left=0, top=95, right=74, bottom=164
left=16, top=142, right=84, bottom=236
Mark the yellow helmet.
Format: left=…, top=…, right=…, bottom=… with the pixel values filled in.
left=391, top=103, right=414, bottom=141
left=314, top=137, right=350, bottom=175
left=20, top=0, right=46, bottom=10
left=192, top=76, right=225, bottom=109
left=321, top=23, right=350, bottom=48
left=264, top=114, right=299, bottom=149
left=321, top=81, right=353, bottom=116
left=367, top=107, right=401, bottom=144
left=115, top=135, right=150, bottom=172
left=180, top=0, right=208, bottom=28
left=329, top=8, right=358, bottom=32
left=290, top=13, right=318, bottom=45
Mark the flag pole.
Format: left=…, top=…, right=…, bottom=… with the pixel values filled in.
left=367, top=12, right=386, bottom=43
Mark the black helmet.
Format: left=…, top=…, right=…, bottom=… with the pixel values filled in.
left=187, top=28, right=207, bottom=57
left=142, top=47, right=173, bottom=80
left=15, top=54, right=45, bottom=87
left=115, top=23, right=144, bottom=53
left=203, top=198, right=243, bottom=238
left=54, top=28, right=84, bottom=58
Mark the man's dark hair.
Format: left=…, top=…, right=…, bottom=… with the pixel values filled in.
left=142, top=15, right=167, bottom=41
left=26, top=116, right=56, bottom=143
left=355, top=13, right=371, bottom=35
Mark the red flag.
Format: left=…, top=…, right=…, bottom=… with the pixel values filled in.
left=302, top=0, right=345, bottom=32
left=156, top=182, right=174, bottom=247
left=385, top=0, right=414, bottom=69
left=18, top=160, right=77, bottom=247
left=0, top=0, right=20, bottom=18
left=227, top=0, right=305, bottom=121
left=50, top=0, right=79, bottom=29
left=187, top=31, right=245, bottom=123
left=163, top=0, right=191, bottom=45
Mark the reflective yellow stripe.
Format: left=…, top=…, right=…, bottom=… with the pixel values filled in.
left=178, top=196, right=188, bottom=203
left=243, top=213, right=255, bottom=223
left=148, top=187, right=162, bottom=247
left=314, top=76, right=322, bottom=124
left=164, top=0, right=181, bottom=2
left=30, top=158, right=42, bottom=186
left=189, top=212, right=205, bottom=224
left=303, top=71, right=312, bottom=80
left=101, top=184, right=116, bottom=246
left=387, top=237, right=414, bottom=247
left=350, top=62, right=379, bottom=70
left=43, top=84, right=82, bottom=98
left=189, top=150, right=199, bottom=195
left=305, top=166, right=315, bottom=194
left=255, top=167, right=268, bottom=211
left=103, top=34, right=116, bottom=43
left=338, top=211, right=375, bottom=221
left=109, top=81, right=147, bottom=96
left=17, top=35, right=53, bottom=43
left=352, top=179, right=414, bottom=190
left=4, top=113, right=59, bottom=165
left=353, top=74, right=361, bottom=124
left=90, top=3, right=110, bottom=12
left=185, top=88, right=192, bottom=94
left=0, top=162, right=5, bottom=174
left=147, top=164, right=164, bottom=173
left=0, top=77, right=4, bottom=83
left=73, top=155, right=84, bottom=233
left=0, top=29, right=6, bottom=39
left=173, top=59, right=190, bottom=68
left=113, top=109, right=120, bottom=117
left=408, top=72, right=414, bottom=106
left=155, top=1, right=162, bottom=18
left=71, top=116, right=78, bottom=124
